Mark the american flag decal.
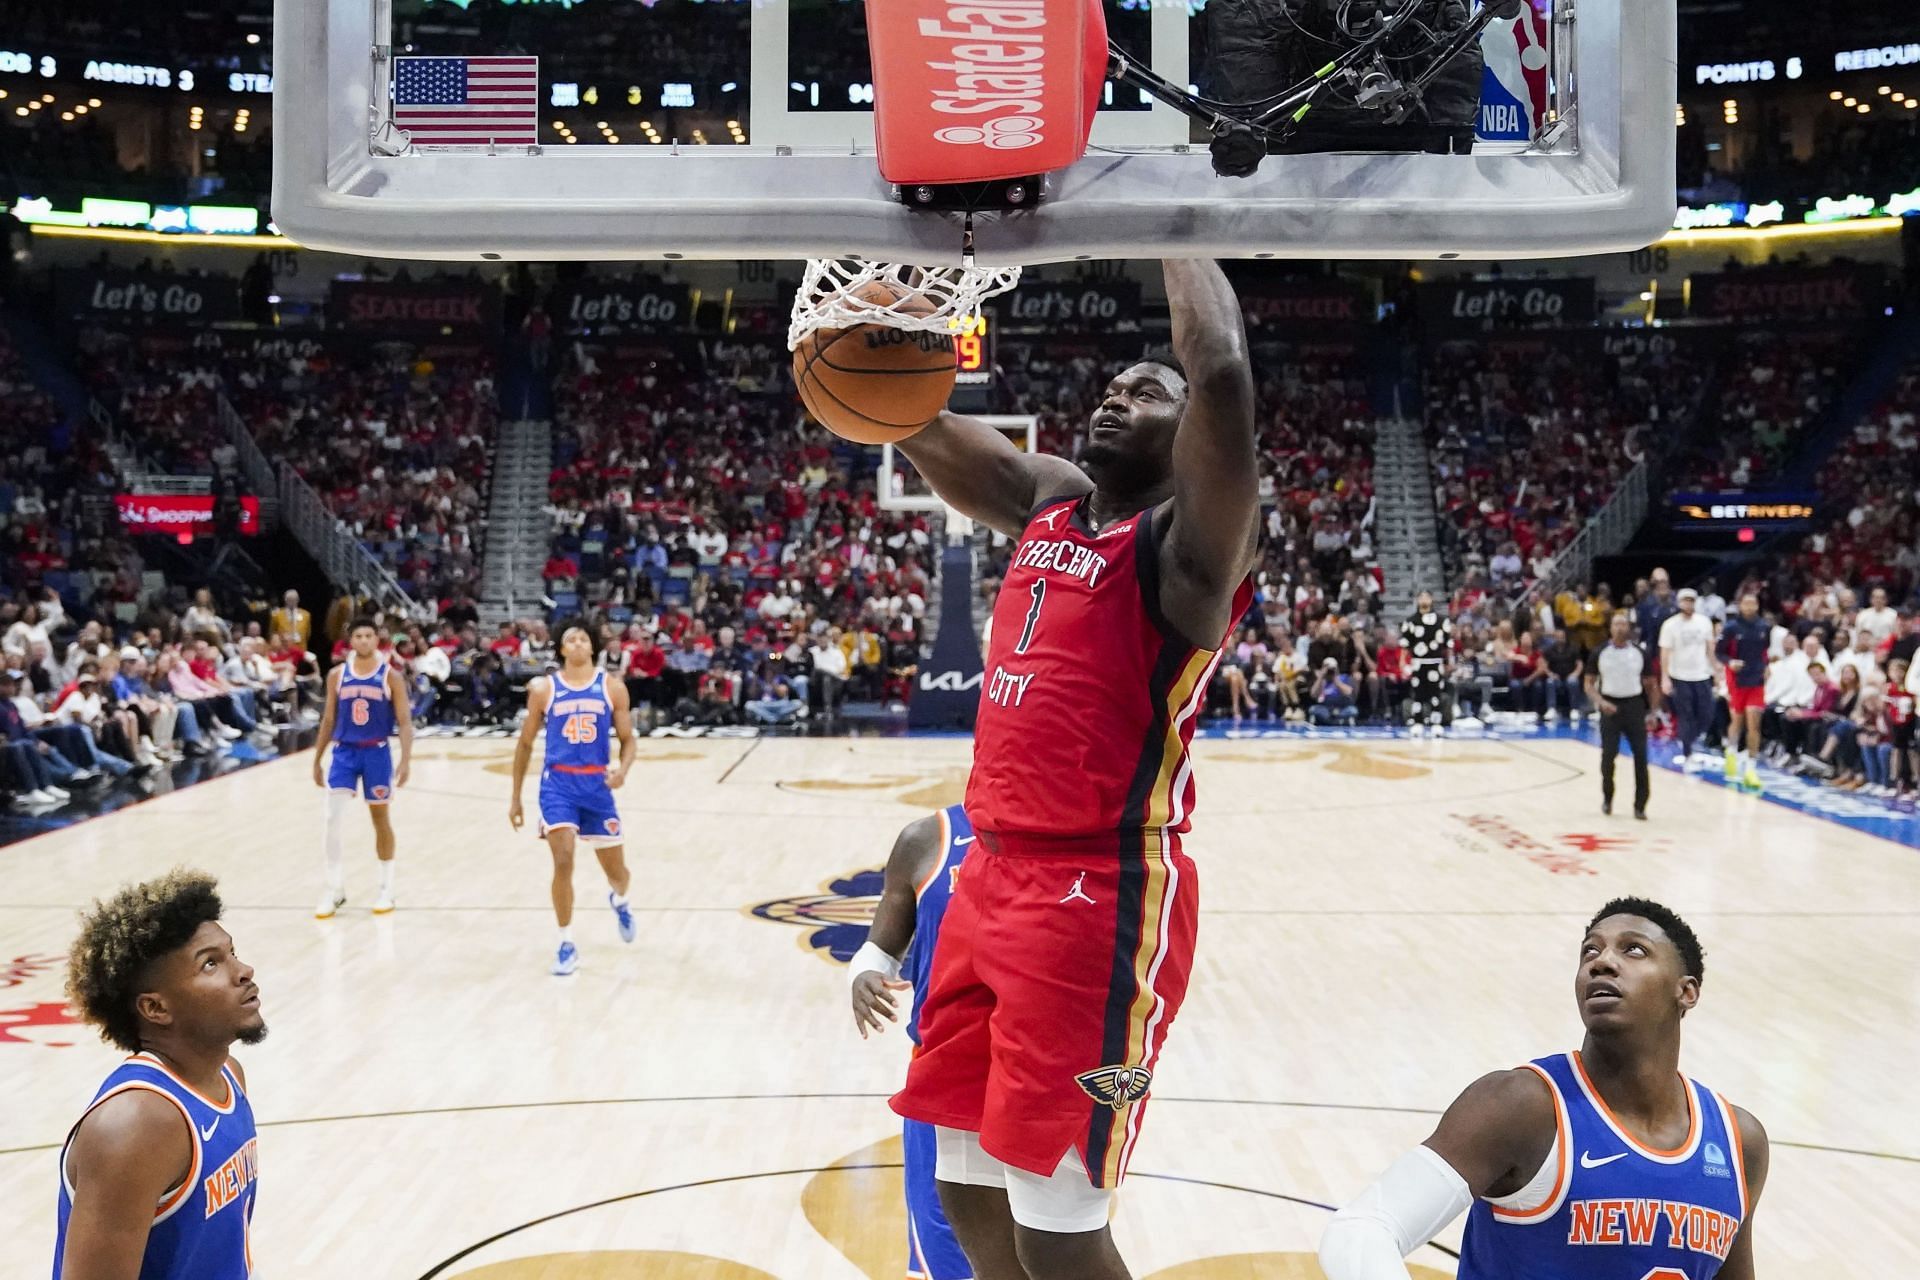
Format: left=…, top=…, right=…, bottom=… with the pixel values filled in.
left=393, top=56, right=539, bottom=147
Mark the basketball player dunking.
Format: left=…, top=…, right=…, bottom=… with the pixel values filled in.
left=312, top=617, right=412, bottom=917
left=55, top=870, right=264, bottom=1280
left=1319, top=897, right=1770, bottom=1280
left=851, top=805, right=976, bottom=1280
left=890, top=260, right=1258, bottom=1280
left=509, top=619, right=639, bottom=976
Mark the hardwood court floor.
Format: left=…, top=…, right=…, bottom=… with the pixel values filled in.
left=0, top=735, right=1913, bottom=1278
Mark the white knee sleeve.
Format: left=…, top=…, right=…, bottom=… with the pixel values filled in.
left=323, top=788, right=351, bottom=880
left=932, top=1128, right=1113, bottom=1234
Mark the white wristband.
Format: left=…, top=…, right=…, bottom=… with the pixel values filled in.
left=850, top=940, right=902, bottom=985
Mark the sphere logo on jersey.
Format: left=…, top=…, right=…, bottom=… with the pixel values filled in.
left=747, top=868, right=881, bottom=963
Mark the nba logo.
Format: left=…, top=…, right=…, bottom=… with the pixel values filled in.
left=1703, top=1141, right=1732, bottom=1178
left=1476, top=0, right=1550, bottom=149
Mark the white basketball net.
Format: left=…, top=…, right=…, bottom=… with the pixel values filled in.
left=787, top=258, right=1023, bottom=350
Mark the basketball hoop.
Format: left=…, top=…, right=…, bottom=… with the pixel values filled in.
left=787, top=259, right=1022, bottom=351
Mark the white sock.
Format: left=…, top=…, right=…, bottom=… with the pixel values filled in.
left=558, top=926, right=574, bottom=945
left=611, top=889, right=629, bottom=908
left=377, top=859, right=395, bottom=897
left=323, top=791, right=349, bottom=892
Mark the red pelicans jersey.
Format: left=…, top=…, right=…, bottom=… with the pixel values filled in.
left=967, top=494, right=1252, bottom=842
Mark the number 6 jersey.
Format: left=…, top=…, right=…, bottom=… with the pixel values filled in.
left=966, top=494, right=1251, bottom=843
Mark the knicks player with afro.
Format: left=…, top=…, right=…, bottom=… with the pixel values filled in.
left=510, top=618, right=640, bottom=976
left=889, top=261, right=1258, bottom=1280
left=55, top=870, right=265, bottom=1280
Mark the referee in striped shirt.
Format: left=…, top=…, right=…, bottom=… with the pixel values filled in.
left=1584, top=610, right=1649, bottom=818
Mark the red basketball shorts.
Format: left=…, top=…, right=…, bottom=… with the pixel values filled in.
left=1728, top=683, right=1766, bottom=716
left=891, top=832, right=1198, bottom=1190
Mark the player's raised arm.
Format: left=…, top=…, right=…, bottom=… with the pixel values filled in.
left=508, top=677, right=551, bottom=831
left=1319, top=1069, right=1555, bottom=1279
left=1159, top=259, right=1259, bottom=645
left=897, top=411, right=1091, bottom=541
left=850, top=813, right=942, bottom=1039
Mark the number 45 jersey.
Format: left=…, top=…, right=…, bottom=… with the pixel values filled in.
left=539, top=670, right=623, bottom=845
left=966, top=494, right=1252, bottom=843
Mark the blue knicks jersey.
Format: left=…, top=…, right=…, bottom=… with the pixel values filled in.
left=1458, top=1052, right=1748, bottom=1280
left=54, top=1054, right=258, bottom=1280
left=901, top=805, right=973, bottom=1045
left=544, top=670, right=614, bottom=770
left=332, top=657, right=395, bottom=743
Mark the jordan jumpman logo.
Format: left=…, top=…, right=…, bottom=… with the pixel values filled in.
left=1060, top=873, right=1096, bottom=905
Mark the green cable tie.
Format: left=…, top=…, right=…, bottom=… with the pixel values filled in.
left=1293, top=103, right=1313, bottom=123
left=1316, top=60, right=1337, bottom=77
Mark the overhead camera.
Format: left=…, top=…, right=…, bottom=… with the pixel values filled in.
left=1108, top=0, right=1530, bottom=178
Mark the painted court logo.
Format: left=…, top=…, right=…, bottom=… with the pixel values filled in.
left=748, top=868, right=882, bottom=964
left=1076, top=1064, right=1152, bottom=1110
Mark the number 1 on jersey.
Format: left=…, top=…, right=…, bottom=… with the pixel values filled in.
left=1015, top=579, right=1046, bottom=655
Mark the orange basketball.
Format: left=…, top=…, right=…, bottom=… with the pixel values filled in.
left=792, top=281, right=957, bottom=445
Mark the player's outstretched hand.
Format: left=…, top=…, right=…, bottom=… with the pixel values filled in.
left=606, top=765, right=628, bottom=790
left=508, top=797, right=524, bottom=831
left=852, top=972, right=911, bottom=1040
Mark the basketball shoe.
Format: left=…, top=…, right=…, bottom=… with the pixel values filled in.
left=610, top=893, right=636, bottom=943
left=552, top=941, right=579, bottom=976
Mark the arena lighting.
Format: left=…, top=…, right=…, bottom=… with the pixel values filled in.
left=86, top=98, right=99, bottom=107
left=1663, top=216, right=1902, bottom=244
left=1830, top=90, right=1843, bottom=100
left=1879, top=85, right=1892, bottom=94
left=27, top=224, right=292, bottom=248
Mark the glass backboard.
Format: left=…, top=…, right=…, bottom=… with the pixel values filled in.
left=272, top=0, right=1675, bottom=266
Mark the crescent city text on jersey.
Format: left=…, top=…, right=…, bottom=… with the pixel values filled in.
left=1012, top=538, right=1108, bottom=587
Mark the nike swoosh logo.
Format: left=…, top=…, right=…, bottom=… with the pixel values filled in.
left=1580, top=1150, right=1627, bottom=1168
left=955, top=836, right=975, bottom=845
left=200, top=1120, right=219, bottom=1141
